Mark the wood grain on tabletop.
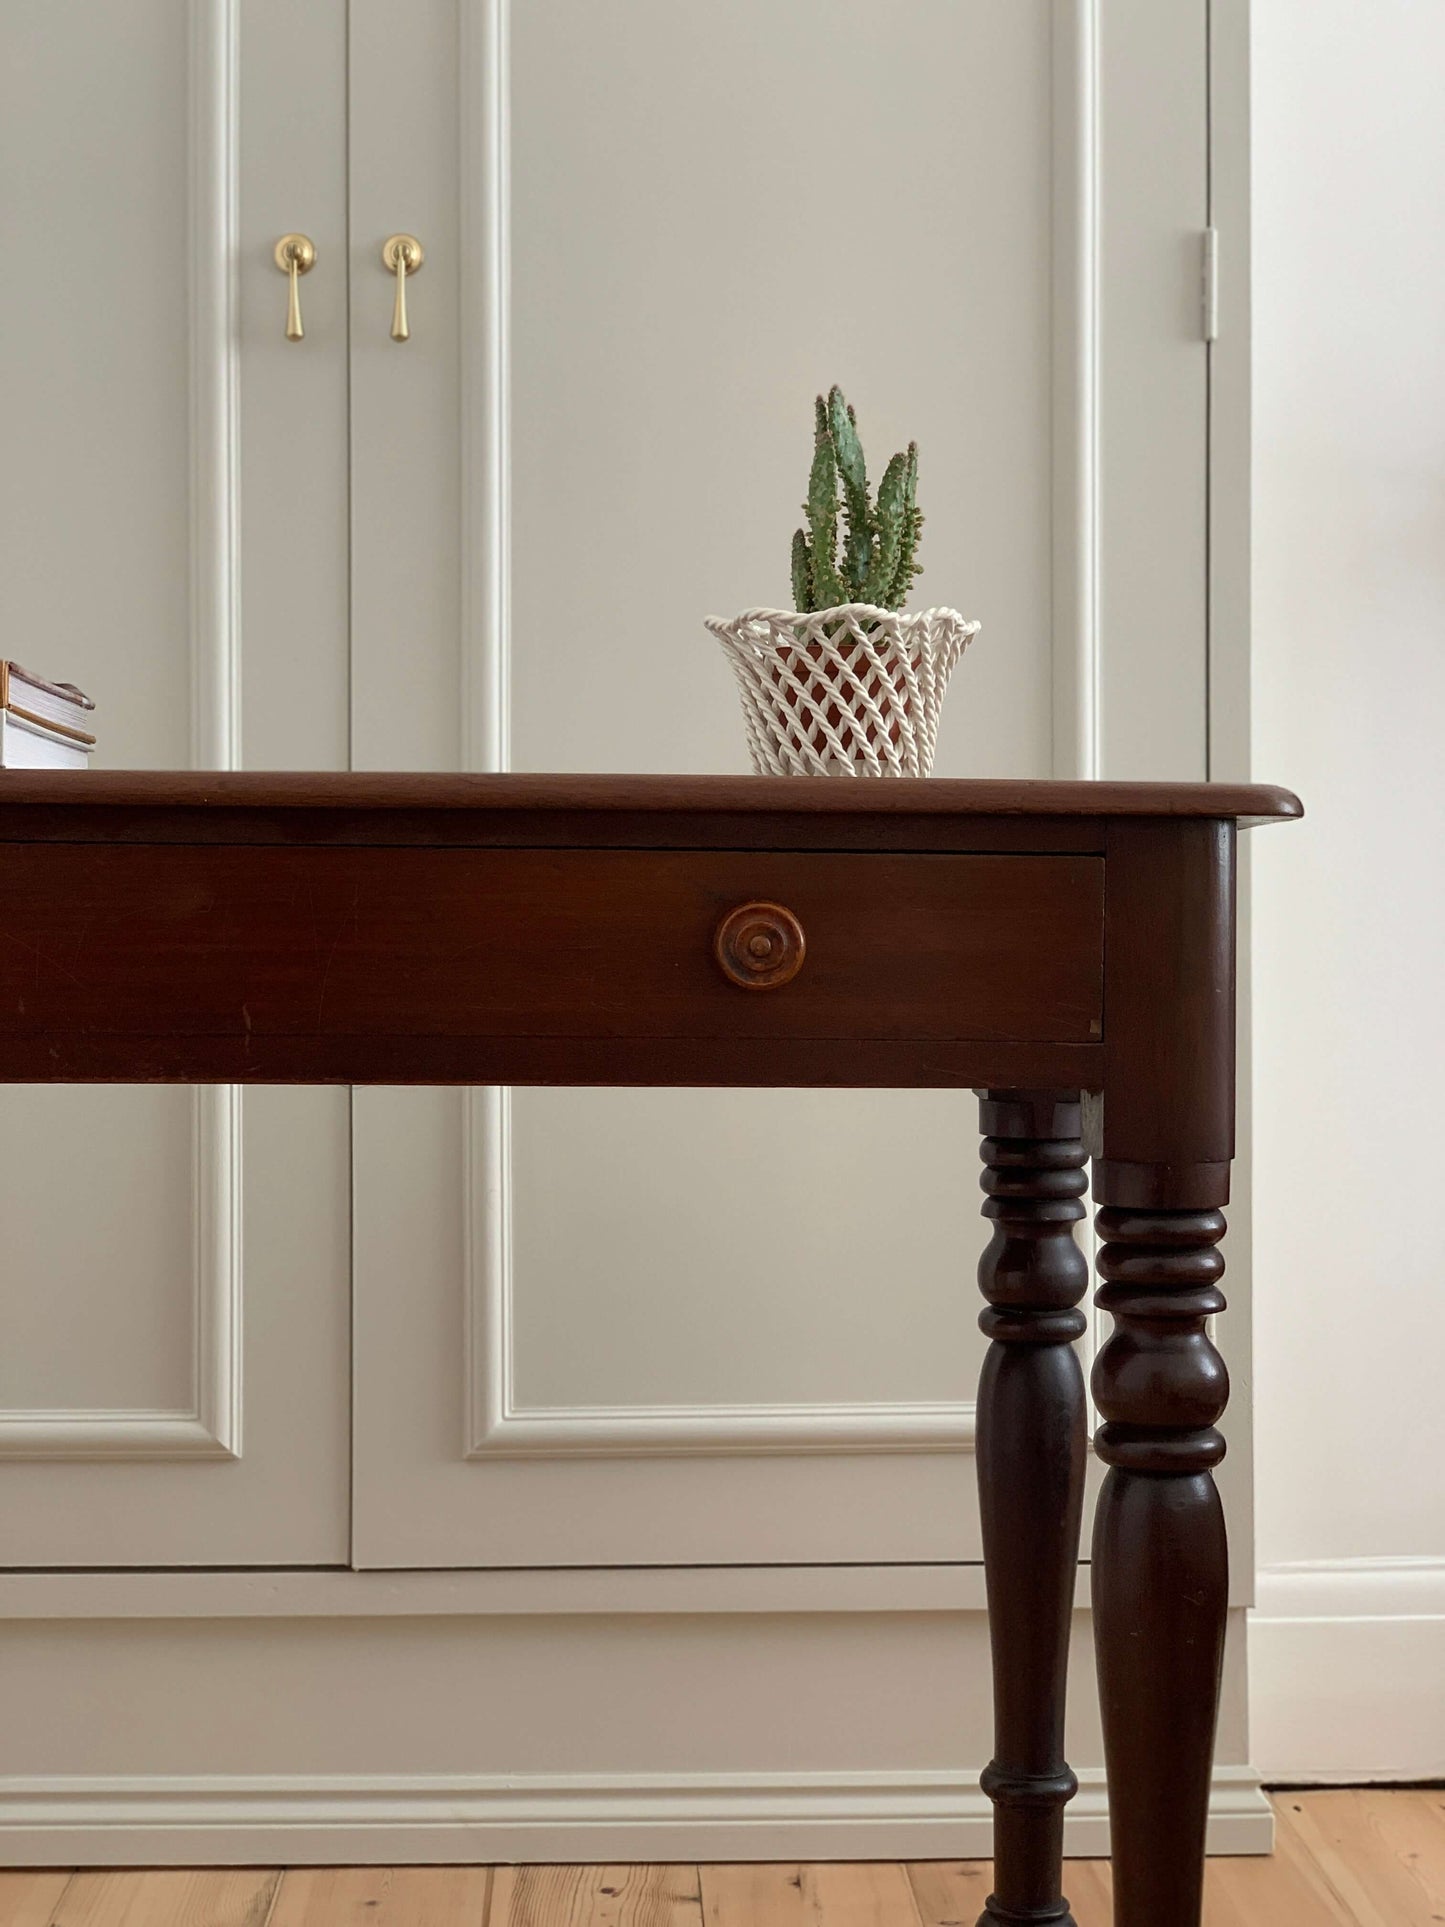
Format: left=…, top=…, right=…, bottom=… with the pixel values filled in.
left=0, top=770, right=1305, bottom=825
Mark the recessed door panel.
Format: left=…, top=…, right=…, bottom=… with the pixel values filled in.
left=0, top=0, right=351, bottom=1564
left=349, top=0, right=1209, bottom=1566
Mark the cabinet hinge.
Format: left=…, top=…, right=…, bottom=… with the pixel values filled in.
left=1202, top=227, right=1219, bottom=342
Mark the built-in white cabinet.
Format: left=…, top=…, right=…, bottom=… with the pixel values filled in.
left=0, top=0, right=1265, bottom=1868
left=1, top=0, right=1217, bottom=1573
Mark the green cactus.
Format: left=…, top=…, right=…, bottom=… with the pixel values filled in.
left=861, top=450, right=908, bottom=604
left=828, top=390, right=872, bottom=598
left=790, top=528, right=812, bottom=613
left=804, top=415, right=845, bottom=609
left=790, top=387, right=924, bottom=612
left=888, top=442, right=924, bottom=607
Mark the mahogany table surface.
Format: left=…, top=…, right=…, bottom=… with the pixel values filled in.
left=0, top=768, right=1302, bottom=830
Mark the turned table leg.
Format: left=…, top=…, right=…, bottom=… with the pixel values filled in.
left=975, top=1089, right=1089, bottom=1927
left=1090, top=1200, right=1228, bottom=1926
left=1089, top=815, right=1239, bottom=1927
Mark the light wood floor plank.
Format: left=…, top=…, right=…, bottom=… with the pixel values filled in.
left=15, top=1791, right=1445, bottom=1926
left=1058, top=1863, right=1114, bottom=1927
left=0, top=1873, right=74, bottom=1927
left=48, top=1871, right=279, bottom=1927
left=270, top=1867, right=492, bottom=1927
left=909, top=1834, right=1364, bottom=1927
left=903, top=1860, right=995, bottom=1927
left=908, top=1861, right=1120, bottom=1927
left=1259, top=1805, right=1363, bottom=1927
left=701, top=1864, right=921, bottom=1927
left=1353, top=1788, right=1445, bottom=1916
left=1277, top=1791, right=1392, bottom=1927
left=489, top=1866, right=702, bottom=1927
left=1275, top=1795, right=1372, bottom=1925
left=1284, top=1788, right=1445, bottom=1926
left=1209, top=1824, right=1356, bottom=1927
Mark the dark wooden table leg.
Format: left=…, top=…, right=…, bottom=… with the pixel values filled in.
left=1091, top=1197, right=1228, bottom=1927
left=975, top=1089, right=1089, bottom=1927
left=1089, top=818, right=1238, bottom=1927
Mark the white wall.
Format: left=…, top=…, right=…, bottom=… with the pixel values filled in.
left=1250, top=0, right=1445, bottom=1781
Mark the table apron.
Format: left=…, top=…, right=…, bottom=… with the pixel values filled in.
left=0, top=843, right=1106, bottom=1081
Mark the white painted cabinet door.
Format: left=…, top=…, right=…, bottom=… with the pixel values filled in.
left=0, top=0, right=352, bottom=1564
left=349, top=0, right=1211, bottom=1568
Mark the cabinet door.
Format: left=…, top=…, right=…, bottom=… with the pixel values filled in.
left=347, top=0, right=1211, bottom=1566
left=0, top=0, right=351, bottom=1564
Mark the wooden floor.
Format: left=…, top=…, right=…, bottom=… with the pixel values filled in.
left=2, top=1792, right=1442, bottom=1927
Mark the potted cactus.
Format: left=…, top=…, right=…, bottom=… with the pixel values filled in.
left=708, top=386, right=978, bottom=776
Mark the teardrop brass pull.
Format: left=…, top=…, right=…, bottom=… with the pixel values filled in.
left=382, top=234, right=425, bottom=342
left=714, top=902, right=807, bottom=990
left=273, top=234, right=316, bottom=342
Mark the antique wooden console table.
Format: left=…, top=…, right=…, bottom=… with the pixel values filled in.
left=0, top=771, right=1300, bottom=1927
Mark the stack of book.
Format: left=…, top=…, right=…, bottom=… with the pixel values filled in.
left=0, top=661, right=95, bottom=769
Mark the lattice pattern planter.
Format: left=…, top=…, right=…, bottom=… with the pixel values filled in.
left=707, top=605, right=978, bottom=778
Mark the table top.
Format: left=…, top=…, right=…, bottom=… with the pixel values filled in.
left=0, top=770, right=1287, bottom=1100
left=0, top=771, right=1302, bottom=826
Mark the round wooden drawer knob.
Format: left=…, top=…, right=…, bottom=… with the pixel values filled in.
left=714, top=901, right=806, bottom=990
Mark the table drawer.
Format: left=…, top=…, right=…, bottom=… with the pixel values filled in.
left=0, top=845, right=1103, bottom=1044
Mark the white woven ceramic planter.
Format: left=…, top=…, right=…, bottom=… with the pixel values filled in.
left=707, top=604, right=979, bottom=778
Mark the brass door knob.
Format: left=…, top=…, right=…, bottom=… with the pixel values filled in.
left=273, top=234, right=316, bottom=341
left=382, top=233, right=424, bottom=341
left=714, top=902, right=807, bottom=990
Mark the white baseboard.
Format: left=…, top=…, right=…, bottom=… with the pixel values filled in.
left=1251, top=1558, right=1445, bottom=1783
left=0, top=1767, right=1271, bottom=1867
